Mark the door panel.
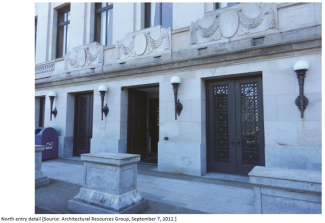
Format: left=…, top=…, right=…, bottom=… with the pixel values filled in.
left=208, top=76, right=264, bottom=175
left=208, top=80, right=236, bottom=174
left=235, top=78, right=265, bottom=175
left=149, top=98, right=159, bottom=155
left=127, top=89, right=148, bottom=160
left=74, top=93, right=93, bottom=156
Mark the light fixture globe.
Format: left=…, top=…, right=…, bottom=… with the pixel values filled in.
left=170, top=76, right=181, bottom=84
left=293, top=60, right=310, bottom=119
left=293, top=60, right=309, bottom=71
left=98, top=85, right=107, bottom=92
left=48, top=91, right=56, bottom=97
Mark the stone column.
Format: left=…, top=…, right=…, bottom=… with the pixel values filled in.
left=68, top=153, right=148, bottom=214
left=249, top=166, right=322, bottom=214
left=35, top=145, right=50, bottom=188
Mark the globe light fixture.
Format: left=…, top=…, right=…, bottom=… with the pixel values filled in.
left=293, top=60, right=309, bottom=118
left=98, top=85, right=109, bottom=120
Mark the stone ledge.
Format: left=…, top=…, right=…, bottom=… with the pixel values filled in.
left=277, top=2, right=305, bottom=9
left=249, top=166, right=321, bottom=184
left=81, top=152, right=140, bottom=166
left=249, top=166, right=321, bottom=194
left=171, top=26, right=190, bottom=34
left=249, top=166, right=322, bottom=214
left=35, top=26, right=322, bottom=88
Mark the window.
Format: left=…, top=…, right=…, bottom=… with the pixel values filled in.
left=215, top=2, right=238, bottom=9
left=145, top=3, right=173, bottom=29
left=95, top=3, right=113, bottom=46
left=57, top=5, right=70, bottom=58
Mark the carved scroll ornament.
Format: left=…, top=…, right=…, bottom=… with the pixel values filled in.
left=190, top=3, right=277, bottom=45
left=115, top=27, right=171, bottom=60
left=64, top=45, right=103, bottom=70
left=144, top=28, right=170, bottom=53
left=237, top=6, right=276, bottom=30
left=190, top=17, right=220, bottom=45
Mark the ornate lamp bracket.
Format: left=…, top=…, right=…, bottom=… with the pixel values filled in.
left=171, top=76, right=183, bottom=120
left=48, top=91, right=57, bottom=121
left=99, top=85, right=109, bottom=120
left=293, top=60, right=309, bottom=119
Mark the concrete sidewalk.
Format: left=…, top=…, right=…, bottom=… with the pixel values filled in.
left=35, top=159, right=255, bottom=214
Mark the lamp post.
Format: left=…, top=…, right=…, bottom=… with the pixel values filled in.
left=48, top=91, right=57, bottom=121
left=98, top=85, right=109, bottom=120
left=293, top=60, right=309, bottom=119
left=170, top=76, right=183, bottom=120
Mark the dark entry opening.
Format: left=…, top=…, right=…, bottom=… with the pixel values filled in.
left=73, top=92, right=93, bottom=156
left=127, top=85, right=159, bottom=164
left=207, top=75, right=265, bottom=175
left=39, top=97, right=45, bottom=127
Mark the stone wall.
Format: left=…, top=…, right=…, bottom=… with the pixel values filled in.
left=35, top=2, right=322, bottom=176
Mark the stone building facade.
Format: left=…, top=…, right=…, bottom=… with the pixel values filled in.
left=35, top=2, right=322, bottom=177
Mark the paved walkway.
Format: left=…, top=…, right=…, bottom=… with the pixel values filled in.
left=39, top=159, right=255, bottom=214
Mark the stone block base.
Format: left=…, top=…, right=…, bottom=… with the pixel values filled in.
left=35, top=177, right=50, bottom=188
left=68, top=198, right=148, bottom=214
left=249, top=166, right=322, bottom=214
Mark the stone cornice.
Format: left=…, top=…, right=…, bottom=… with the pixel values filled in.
left=35, top=27, right=322, bottom=89
left=172, top=26, right=190, bottom=34
left=277, top=2, right=305, bottom=9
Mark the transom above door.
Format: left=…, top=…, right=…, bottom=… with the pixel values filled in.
left=207, top=76, right=265, bottom=175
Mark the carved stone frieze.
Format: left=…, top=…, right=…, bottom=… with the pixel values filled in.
left=190, top=3, right=277, bottom=46
left=116, top=26, right=171, bottom=61
left=64, top=42, right=103, bottom=70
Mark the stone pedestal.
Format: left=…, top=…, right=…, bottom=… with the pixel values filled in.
left=35, top=145, right=50, bottom=188
left=249, top=166, right=322, bottom=214
left=68, top=153, right=148, bottom=214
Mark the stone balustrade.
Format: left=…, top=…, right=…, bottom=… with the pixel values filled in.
left=249, top=166, right=322, bottom=214
left=35, top=62, right=55, bottom=75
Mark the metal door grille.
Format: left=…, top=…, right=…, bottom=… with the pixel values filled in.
left=213, top=85, right=230, bottom=163
left=208, top=76, right=264, bottom=175
left=240, top=83, right=260, bottom=165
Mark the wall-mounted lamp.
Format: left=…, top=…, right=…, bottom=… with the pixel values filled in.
left=170, top=76, right=183, bottom=120
left=48, top=91, right=57, bottom=121
left=98, top=85, right=109, bottom=120
left=293, top=60, right=309, bottom=118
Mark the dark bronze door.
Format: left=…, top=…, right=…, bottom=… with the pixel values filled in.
left=207, top=77, right=265, bottom=175
left=127, top=89, right=147, bottom=160
left=149, top=98, right=159, bottom=156
left=74, top=93, right=93, bottom=156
